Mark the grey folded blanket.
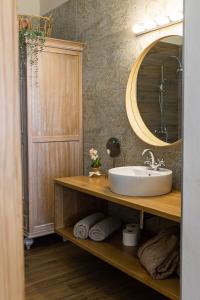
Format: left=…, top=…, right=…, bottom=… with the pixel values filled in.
left=73, top=212, right=104, bottom=240
left=89, top=217, right=122, bottom=242
left=137, top=227, right=180, bottom=279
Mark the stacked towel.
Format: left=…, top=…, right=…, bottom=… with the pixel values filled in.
left=89, top=217, right=122, bottom=242
left=137, top=227, right=180, bottom=279
left=73, top=213, right=104, bottom=240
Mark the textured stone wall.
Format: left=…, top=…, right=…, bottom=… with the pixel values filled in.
left=49, top=0, right=183, bottom=189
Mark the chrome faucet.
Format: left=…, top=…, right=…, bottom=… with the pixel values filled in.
left=142, top=149, right=165, bottom=171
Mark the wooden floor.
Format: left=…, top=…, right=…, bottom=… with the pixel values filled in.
left=25, top=236, right=168, bottom=300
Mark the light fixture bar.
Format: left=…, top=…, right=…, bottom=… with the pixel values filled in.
left=134, top=19, right=183, bottom=37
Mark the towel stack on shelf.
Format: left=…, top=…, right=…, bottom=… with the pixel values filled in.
left=73, top=213, right=122, bottom=241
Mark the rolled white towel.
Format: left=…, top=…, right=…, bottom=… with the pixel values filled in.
left=73, top=212, right=104, bottom=240
left=89, top=217, right=122, bottom=242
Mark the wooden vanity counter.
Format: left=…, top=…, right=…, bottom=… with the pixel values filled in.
left=54, top=176, right=181, bottom=300
left=55, top=176, right=181, bottom=223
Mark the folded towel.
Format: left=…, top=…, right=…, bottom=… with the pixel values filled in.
left=73, top=212, right=104, bottom=240
left=137, top=227, right=180, bottom=279
left=89, top=217, right=122, bottom=242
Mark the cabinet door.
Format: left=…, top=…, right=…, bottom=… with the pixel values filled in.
left=27, top=46, right=83, bottom=237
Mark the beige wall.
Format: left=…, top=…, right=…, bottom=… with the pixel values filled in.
left=17, top=0, right=69, bottom=15
left=17, top=0, right=40, bottom=14
left=40, top=0, right=69, bottom=15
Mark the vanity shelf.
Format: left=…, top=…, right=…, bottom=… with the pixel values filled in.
left=54, top=176, right=181, bottom=300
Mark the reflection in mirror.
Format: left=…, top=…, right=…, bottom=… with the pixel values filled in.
left=137, top=36, right=183, bottom=143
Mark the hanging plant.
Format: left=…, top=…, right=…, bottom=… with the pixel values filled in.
left=18, top=15, right=53, bottom=81
left=19, top=29, right=45, bottom=67
left=19, top=18, right=45, bottom=73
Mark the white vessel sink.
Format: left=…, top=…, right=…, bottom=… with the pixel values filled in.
left=108, top=166, right=172, bottom=197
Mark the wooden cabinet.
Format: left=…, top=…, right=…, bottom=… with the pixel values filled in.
left=21, top=38, right=84, bottom=246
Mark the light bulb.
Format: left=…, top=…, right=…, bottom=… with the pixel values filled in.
left=143, top=19, right=157, bottom=30
left=132, top=24, right=145, bottom=34
left=155, top=15, right=170, bottom=26
left=169, top=11, right=183, bottom=22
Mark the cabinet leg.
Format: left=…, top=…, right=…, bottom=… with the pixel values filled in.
left=24, top=237, right=34, bottom=250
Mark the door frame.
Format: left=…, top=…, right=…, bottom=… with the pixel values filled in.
left=0, top=0, right=24, bottom=299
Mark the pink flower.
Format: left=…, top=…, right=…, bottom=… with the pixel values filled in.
left=89, top=148, right=98, bottom=156
left=20, top=18, right=29, bottom=29
left=89, top=148, right=101, bottom=168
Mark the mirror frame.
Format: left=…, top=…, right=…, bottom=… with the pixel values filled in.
left=126, top=35, right=182, bottom=147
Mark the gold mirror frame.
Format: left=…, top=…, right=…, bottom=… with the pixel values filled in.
left=126, top=35, right=182, bottom=147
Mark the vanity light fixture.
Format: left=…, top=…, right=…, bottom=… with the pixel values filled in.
left=169, top=11, right=183, bottom=22
left=132, top=11, right=183, bottom=36
left=132, top=24, right=145, bottom=34
left=143, top=19, right=157, bottom=30
left=155, top=15, right=170, bottom=26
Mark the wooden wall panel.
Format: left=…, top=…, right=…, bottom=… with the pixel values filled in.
left=0, top=0, right=24, bottom=299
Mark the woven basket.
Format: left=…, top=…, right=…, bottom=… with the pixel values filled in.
left=18, top=14, right=53, bottom=37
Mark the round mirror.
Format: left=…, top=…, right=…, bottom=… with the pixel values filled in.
left=126, top=35, right=183, bottom=147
